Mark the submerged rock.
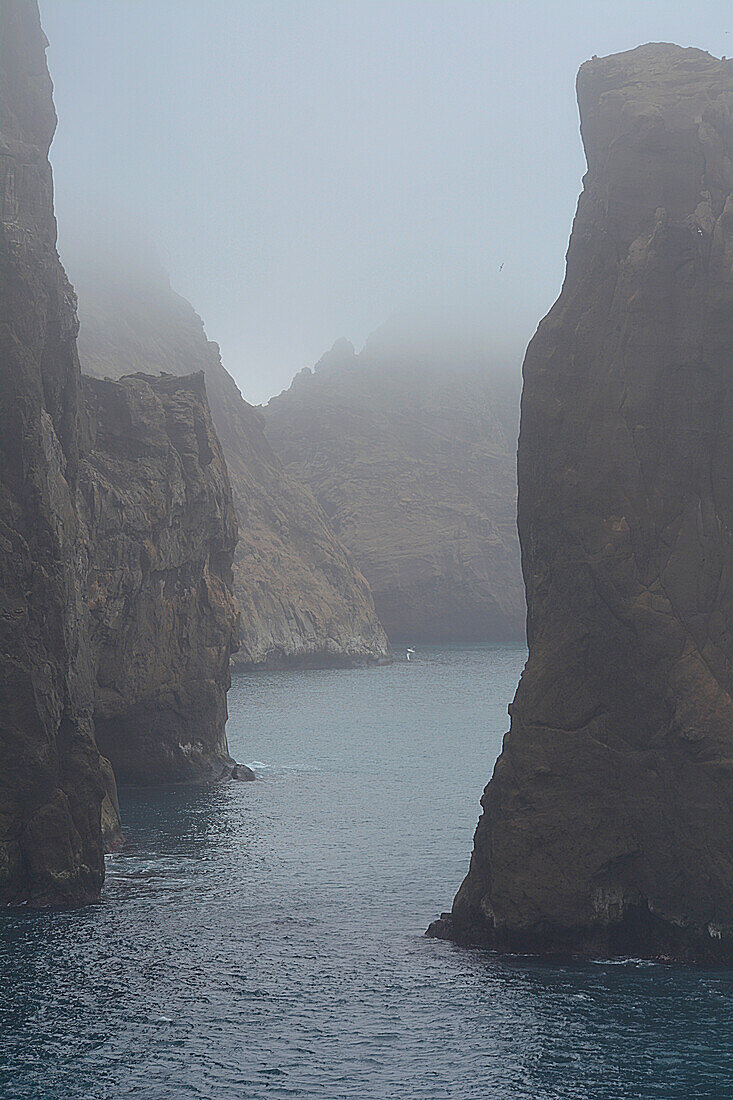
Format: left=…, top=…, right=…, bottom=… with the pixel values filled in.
left=72, top=263, right=391, bottom=669
left=231, top=763, right=256, bottom=782
left=0, top=0, right=112, bottom=905
left=429, top=45, right=733, bottom=963
left=264, top=324, right=524, bottom=643
left=81, top=372, right=240, bottom=785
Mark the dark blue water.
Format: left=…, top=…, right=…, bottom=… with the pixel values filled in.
left=2, top=645, right=733, bottom=1099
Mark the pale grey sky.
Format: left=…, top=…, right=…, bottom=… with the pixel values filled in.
left=40, top=0, right=732, bottom=403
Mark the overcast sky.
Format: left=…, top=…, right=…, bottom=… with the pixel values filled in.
left=40, top=0, right=732, bottom=404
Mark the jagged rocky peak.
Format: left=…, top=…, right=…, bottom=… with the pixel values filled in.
left=429, top=45, right=733, bottom=962
left=80, top=371, right=242, bottom=785
left=70, top=250, right=391, bottom=669
left=0, top=0, right=113, bottom=905
left=264, top=318, right=524, bottom=644
left=314, top=338, right=356, bottom=373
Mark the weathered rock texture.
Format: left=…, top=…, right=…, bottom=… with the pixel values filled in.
left=80, top=372, right=241, bottom=785
left=0, top=0, right=243, bottom=907
left=265, top=327, right=524, bottom=642
left=0, top=0, right=110, bottom=905
left=73, top=263, right=390, bottom=668
left=429, top=45, right=733, bottom=963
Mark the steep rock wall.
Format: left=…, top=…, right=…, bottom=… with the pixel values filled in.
left=430, top=45, right=733, bottom=963
left=0, top=0, right=110, bottom=905
left=0, top=1, right=244, bottom=908
left=265, top=330, right=524, bottom=643
left=73, top=265, right=391, bottom=668
left=81, top=372, right=241, bottom=784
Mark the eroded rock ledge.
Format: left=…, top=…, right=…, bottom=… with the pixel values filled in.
left=429, top=44, right=733, bottom=964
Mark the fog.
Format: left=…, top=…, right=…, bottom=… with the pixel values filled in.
left=40, top=0, right=731, bottom=404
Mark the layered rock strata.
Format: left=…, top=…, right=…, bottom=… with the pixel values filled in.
left=265, top=328, right=524, bottom=642
left=73, top=263, right=391, bottom=668
left=429, top=45, right=733, bottom=963
left=0, top=0, right=110, bottom=905
left=81, top=372, right=241, bottom=785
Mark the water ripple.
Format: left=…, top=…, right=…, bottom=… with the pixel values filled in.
left=2, top=646, right=732, bottom=1098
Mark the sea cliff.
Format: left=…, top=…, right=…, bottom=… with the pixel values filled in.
left=81, top=372, right=240, bottom=784
left=73, top=264, right=391, bottom=669
left=265, top=326, right=524, bottom=644
left=429, top=45, right=733, bottom=963
left=0, top=0, right=110, bottom=905
left=0, top=0, right=243, bottom=906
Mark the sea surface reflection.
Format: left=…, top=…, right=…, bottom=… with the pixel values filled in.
left=2, top=646, right=733, bottom=1098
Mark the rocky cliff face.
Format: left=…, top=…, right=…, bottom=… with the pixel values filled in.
left=0, top=0, right=110, bottom=905
left=265, top=328, right=524, bottom=643
left=429, top=45, right=733, bottom=963
left=0, top=0, right=243, bottom=907
left=73, top=264, right=391, bottom=668
left=80, top=372, right=240, bottom=784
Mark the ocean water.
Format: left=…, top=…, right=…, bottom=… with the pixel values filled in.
left=2, top=645, right=733, bottom=1099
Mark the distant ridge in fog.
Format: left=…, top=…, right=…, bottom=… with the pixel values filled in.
left=265, top=318, right=525, bottom=644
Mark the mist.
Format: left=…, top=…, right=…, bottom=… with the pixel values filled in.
left=7, top=0, right=733, bottom=1080
left=40, top=0, right=732, bottom=403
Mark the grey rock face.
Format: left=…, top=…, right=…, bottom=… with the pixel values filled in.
left=73, top=265, right=391, bottom=669
left=81, top=372, right=240, bottom=785
left=0, top=0, right=110, bottom=905
left=0, top=1, right=243, bottom=907
left=430, top=45, right=733, bottom=963
left=264, top=328, right=524, bottom=643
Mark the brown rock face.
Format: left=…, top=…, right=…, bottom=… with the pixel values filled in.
left=429, top=45, right=733, bottom=962
left=80, top=372, right=240, bottom=785
left=73, top=266, right=391, bottom=668
left=264, top=329, right=524, bottom=643
left=0, top=0, right=108, bottom=905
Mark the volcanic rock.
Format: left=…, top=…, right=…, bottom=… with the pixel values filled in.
left=264, top=324, right=524, bottom=643
left=72, top=264, right=391, bottom=669
left=80, top=371, right=240, bottom=785
left=0, top=0, right=111, bottom=905
left=429, top=45, right=733, bottom=963
left=0, top=0, right=243, bottom=906
left=231, top=763, right=256, bottom=781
